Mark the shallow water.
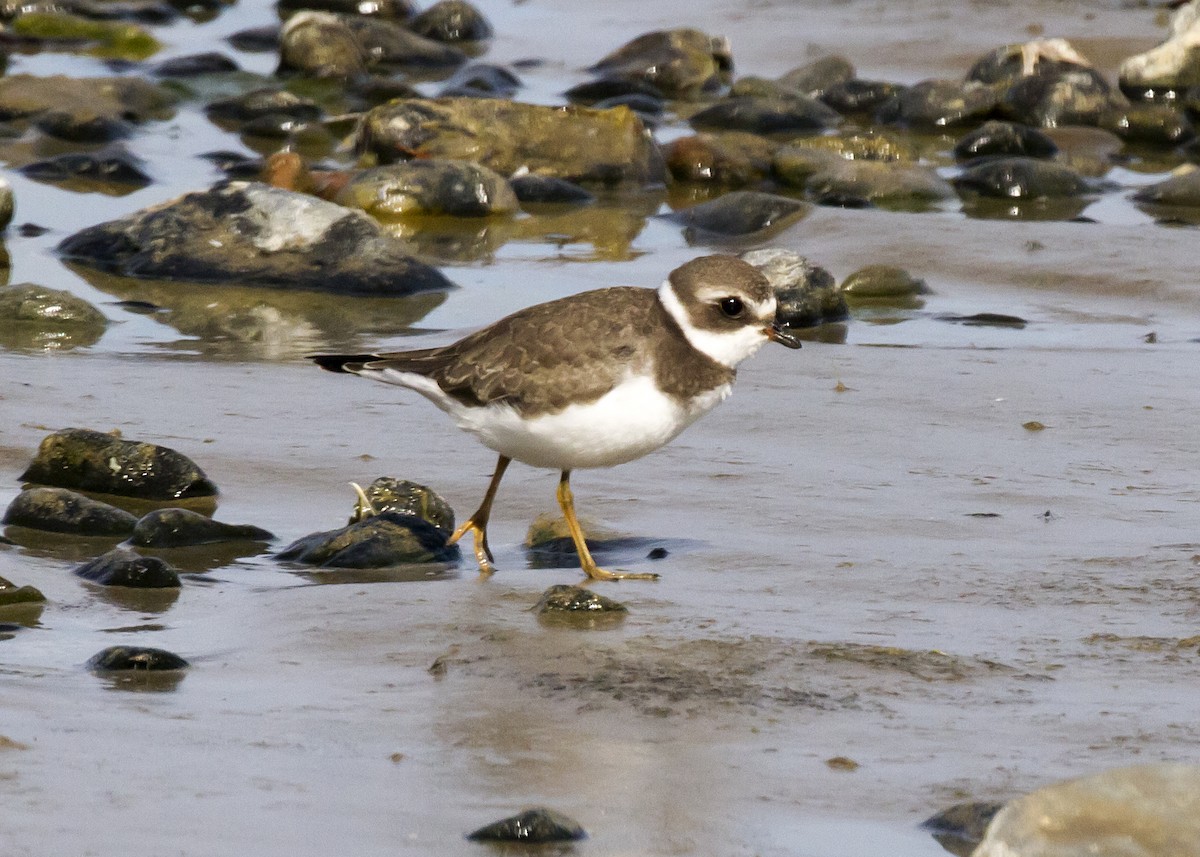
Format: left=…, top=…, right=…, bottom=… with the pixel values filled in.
left=3, top=1, right=1200, bottom=855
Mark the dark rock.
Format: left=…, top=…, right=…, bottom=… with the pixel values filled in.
left=36, top=0, right=180, bottom=24
left=343, top=14, right=467, bottom=69
left=799, top=159, right=955, bottom=209
left=278, top=11, right=368, bottom=78
left=841, top=265, right=929, bottom=299
left=938, top=312, right=1027, bottom=328
left=277, top=0, right=415, bottom=19
left=348, top=478, right=454, bottom=531
left=820, top=79, right=906, bottom=114
left=336, top=160, right=518, bottom=218
left=0, top=574, right=47, bottom=607
left=876, top=79, right=999, bottom=129
left=663, top=191, right=810, bottom=241
left=923, top=801, right=1005, bottom=857
left=0, top=177, right=12, bottom=229
left=663, top=131, right=776, bottom=187
left=130, top=508, right=273, bottom=548
left=87, top=645, right=188, bottom=671
left=410, top=0, right=492, bottom=43
left=277, top=512, right=458, bottom=568
left=954, top=121, right=1059, bottom=161
left=0, top=73, right=175, bottom=142
left=741, top=248, right=847, bottom=328
left=509, top=174, right=595, bottom=205
left=344, top=76, right=423, bottom=109
left=357, top=97, right=666, bottom=189
left=592, top=92, right=664, bottom=120
left=1133, top=165, right=1200, bottom=207
left=689, top=94, right=841, bottom=135
left=18, top=427, right=217, bottom=500
left=779, top=55, right=856, bottom=96
left=564, top=77, right=665, bottom=105
left=0, top=283, right=107, bottom=351
left=1000, top=70, right=1124, bottom=128
left=57, top=181, right=454, bottom=296
left=205, top=88, right=322, bottom=125
left=20, top=146, right=152, bottom=190
left=535, top=584, right=627, bottom=615
left=954, top=157, right=1092, bottom=199
left=968, top=40, right=1095, bottom=87
left=152, top=51, right=239, bottom=77
left=588, top=28, right=730, bottom=99
left=226, top=25, right=279, bottom=53
left=1099, top=103, right=1195, bottom=146
left=467, top=808, right=587, bottom=843
left=2, top=487, right=138, bottom=536
left=198, top=150, right=263, bottom=179
left=74, top=547, right=181, bottom=587
left=438, top=62, right=520, bottom=98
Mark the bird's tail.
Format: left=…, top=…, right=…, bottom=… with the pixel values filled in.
left=309, top=354, right=378, bottom=374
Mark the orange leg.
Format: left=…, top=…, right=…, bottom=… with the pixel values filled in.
left=556, top=471, right=658, bottom=582
left=448, top=455, right=511, bottom=575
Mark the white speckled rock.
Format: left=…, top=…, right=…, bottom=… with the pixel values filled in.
left=973, top=763, right=1200, bottom=857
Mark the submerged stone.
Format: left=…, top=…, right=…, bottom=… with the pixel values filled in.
left=438, top=62, right=520, bottom=98
left=664, top=191, right=810, bottom=241
left=130, top=508, right=273, bottom=548
left=467, top=808, right=586, bottom=843
left=588, top=28, right=730, bottom=99
left=0, top=575, right=47, bottom=607
left=820, top=79, right=906, bottom=114
left=741, top=248, right=847, bottom=328
left=20, top=146, right=152, bottom=190
left=876, top=78, right=999, bottom=129
left=348, top=478, right=455, bottom=531
left=954, top=120, right=1059, bottom=161
left=205, top=88, right=323, bottom=126
left=663, top=131, right=776, bottom=187
left=58, top=182, right=453, bottom=296
left=1100, top=103, right=1195, bottom=146
left=0, top=74, right=175, bottom=142
left=74, top=547, right=181, bottom=588
left=535, top=584, right=627, bottom=615
left=277, top=512, right=457, bottom=568
left=336, top=160, right=518, bottom=218
left=11, top=11, right=161, bottom=61
left=410, top=0, right=492, bottom=43
left=19, top=427, right=217, bottom=500
left=152, top=51, right=239, bottom=77
left=509, top=174, right=594, bottom=205
left=689, top=94, right=841, bottom=135
left=841, top=265, right=929, bottom=299
left=954, top=157, right=1091, bottom=199
left=87, top=645, right=188, bottom=671
left=357, top=97, right=665, bottom=188
left=804, top=159, right=954, bottom=208
left=2, top=487, right=138, bottom=536
left=1133, top=164, right=1200, bottom=208
left=0, top=283, right=107, bottom=351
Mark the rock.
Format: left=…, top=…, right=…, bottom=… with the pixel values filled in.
left=563, top=77, right=665, bottom=105
left=535, top=584, right=627, bottom=615
left=0, top=283, right=107, bottom=351
left=973, top=763, right=1200, bottom=857
left=587, top=28, right=730, bottom=99
left=509, top=174, right=594, bottom=205
left=1119, top=0, right=1200, bottom=98
left=19, top=427, right=217, bottom=500
left=467, top=808, right=587, bottom=843
left=32, top=0, right=180, bottom=24
left=10, top=11, right=161, bottom=61
left=779, top=55, right=856, bottom=96
left=277, top=512, right=458, bottom=568
left=803, top=159, right=955, bottom=209
left=663, top=131, right=777, bottom=187
left=20, top=145, right=152, bottom=190
left=0, top=575, right=47, bottom=607
left=921, top=801, right=1004, bottom=856
left=336, top=160, right=518, bottom=218
left=227, top=25, right=279, bottom=52
left=840, top=264, right=929, bottom=299
left=342, top=14, right=467, bottom=69
left=278, top=11, right=367, bottom=78
left=689, top=95, right=841, bottom=135
left=0, top=73, right=175, bottom=142
left=1099, top=103, right=1194, bottom=146
left=820, top=79, right=906, bottom=114
left=805, top=130, right=920, bottom=162
left=2, top=487, right=138, bottom=536
left=74, top=547, right=181, bottom=587
left=954, top=121, right=1059, bottom=161
left=876, top=79, right=999, bottom=129
left=357, top=98, right=666, bottom=189
left=1133, top=164, right=1200, bottom=208
left=438, top=63, right=520, bottom=98
left=410, top=0, right=492, bottom=43
left=87, top=645, right=189, bottom=671
left=152, top=51, right=239, bottom=77
left=0, top=176, right=12, bottom=230
left=276, top=0, right=415, bottom=18
left=1000, top=70, right=1125, bottom=128
left=662, top=191, right=810, bottom=242
left=348, top=477, right=454, bottom=531
left=205, top=88, right=323, bottom=126
left=58, top=181, right=454, bottom=296
left=953, top=157, right=1092, bottom=199
left=741, top=248, right=847, bottom=328
left=130, top=508, right=273, bottom=548
left=968, top=39, right=1095, bottom=87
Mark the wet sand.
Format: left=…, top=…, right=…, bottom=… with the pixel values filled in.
left=3, top=1, right=1200, bottom=855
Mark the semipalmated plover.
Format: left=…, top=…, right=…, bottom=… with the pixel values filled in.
left=312, top=254, right=801, bottom=581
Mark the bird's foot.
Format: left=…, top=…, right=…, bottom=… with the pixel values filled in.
left=447, top=518, right=496, bottom=574
left=580, top=560, right=659, bottom=582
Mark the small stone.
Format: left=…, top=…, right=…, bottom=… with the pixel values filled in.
left=205, top=88, right=322, bottom=125
left=2, top=487, right=138, bottom=536
left=741, top=248, right=847, bottom=328
left=0, top=176, right=12, bottom=230
left=804, top=159, right=954, bottom=209
left=11, top=11, right=161, bottom=61
left=0, top=73, right=175, bottom=143
left=876, top=78, right=999, bottom=129
left=689, top=94, right=841, bottom=135
left=1133, top=164, right=1200, bottom=208
left=778, top=55, right=856, bottom=96
left=535, top=584, right=627, bottom=615
left=130, top=508, right=273, bottom=548
left=410, top=0, right=492, bottom=43
left=348, top=478, right=454, bottom=531
left=953, top=157, right=1091, bottom=199
left=277, top=512, right=458, bottom=568
left=954, top=121, right=1059, bottom=162
left=1023, top=421, right=1047, bottom=431
left=87, top=645, right=188, bottom=671
left=20, top=146, right=152, bottom=190
left=0, top=575, right=46, bottom=607
left=74, top=547, right=181, bottom=588
left=663, top=131, right=776, bottom=187
left=663, top=191, right=810, bottom=241
left=1000, top=69, right=1122, bottom=128
left=825, top=756, right=859, bottom=771
left=840, top=265, right=928, bottom=299
left=509, top=174, right=595, bottom=205
left=152, top=51, right=238, bottom=77
left=820, top=79, right=906, bottom=114
left=336, top=160, right=518, bottom=218
left=466, top=808, right=587, bottom=843
left=922, top=801, right=1005, bottom=856
left=438, top=63, right=520, bottom=98
left=0, top=283, right=107, bottom=351
left=343, top=15, right=467, bottom=69
left=278, top=11, right=367, bottom=78
left=588, top=28, right=730, bottom=99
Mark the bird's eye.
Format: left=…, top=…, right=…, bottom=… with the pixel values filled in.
left=718, top=297, right=744, bottom=318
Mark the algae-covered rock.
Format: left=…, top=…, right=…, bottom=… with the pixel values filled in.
left=130, top=508, right=273, bottom=548
left=336, top=160, right=518, bottom=218
left=357, top=97, right=666, bottom=188
left=1000, top=69, right=1124, bottom=128
left=741, top=247, right=847, bottom=328
left=588, top=28, right=730, bottom=99
left=467, top=807, right=587, bottom=843
left=876, top=78, right=999, bottom=129
left=58, top=182, right=453, bottom=296
left=841, top=265, right=929, bottom=299
left=278, top=11, right=368, bottom=78
left=0, top=574, right=46, bottom=608
left=1099, top=103, right=1195, bottom=147
left=954, top=120, right=1059, bottom=162
left=11, top=11, right=161, bottom=61
left=535, top=584, right=627, bottom=615
left=74, top=547, right=181, bottom=588
left=347, top=478, right=454, bottom=531
left=87, top=645, right=188, bottom=671
left=804, top=159, right=954, bottom=209
left=278, top=512, right=457, bottom=568
left=2, top=487, right=138, bottom=536
left=0, top=283, right=107, bottom=351
left=19, top=428, right=217, bottom=500
left=954, top=157, right=1091, bottom=199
